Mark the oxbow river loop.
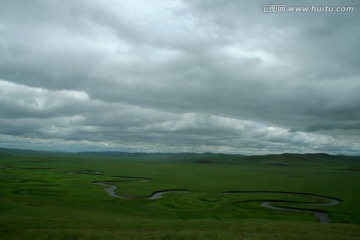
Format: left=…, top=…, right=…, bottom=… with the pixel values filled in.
left=93, top=177, right=341, bottom=223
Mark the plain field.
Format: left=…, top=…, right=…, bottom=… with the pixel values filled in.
left=0, top=149, right=359, bottom=239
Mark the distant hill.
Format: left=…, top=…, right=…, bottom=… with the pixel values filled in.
left=0, top=147, right=359, bottom=163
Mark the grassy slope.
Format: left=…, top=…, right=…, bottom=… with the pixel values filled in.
left=0, top=149, right=359, bottom=239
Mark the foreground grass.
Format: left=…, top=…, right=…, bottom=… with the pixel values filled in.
left=1, top=219, right=360, bottom=240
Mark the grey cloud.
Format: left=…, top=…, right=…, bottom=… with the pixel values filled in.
left=0, top=1, right=359, bottom=154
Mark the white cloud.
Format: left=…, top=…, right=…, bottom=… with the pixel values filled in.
left=0, top=79, right=90, bottom=116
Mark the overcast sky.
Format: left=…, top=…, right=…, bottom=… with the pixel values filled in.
left=0, top=0, right=359, bottom=154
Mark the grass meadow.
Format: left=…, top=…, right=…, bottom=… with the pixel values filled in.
left=0, top=149, right=359, bottom=239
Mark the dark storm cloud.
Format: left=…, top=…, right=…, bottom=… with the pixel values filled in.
left=184, top=0, right=360, bottom=127
left=0, top=0, right=359, bottom=154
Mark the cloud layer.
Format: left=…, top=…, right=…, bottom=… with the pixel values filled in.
left=0, top=0, right=359, bottom=154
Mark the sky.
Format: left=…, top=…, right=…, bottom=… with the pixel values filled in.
left=0, top=0, right=359, bottom=155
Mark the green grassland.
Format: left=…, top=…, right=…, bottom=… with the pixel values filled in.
left=0, top=149, right=359, bottom=239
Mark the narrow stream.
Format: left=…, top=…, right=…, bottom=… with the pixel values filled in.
left=222, top=191, right=341, bottom=223
left=94, top=180, right=341, bottom=223
left=94, top=181, right=188, bottom=199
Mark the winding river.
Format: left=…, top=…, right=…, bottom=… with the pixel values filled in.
left=221, top=191, right=341, bottom=223
left=93, top=178, right=341, bottom=223
left=94, top=181, right=188, bottom=200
